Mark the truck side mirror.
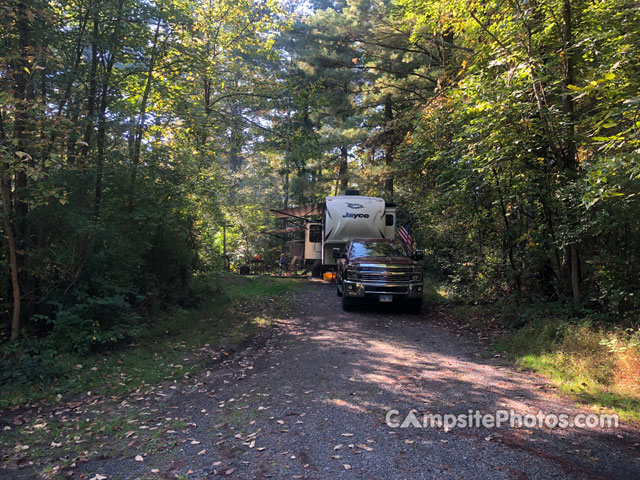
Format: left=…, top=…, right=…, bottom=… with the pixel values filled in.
left=412, top=250, right=424, bottom=260
left=332, top=248, right=341, bottom=260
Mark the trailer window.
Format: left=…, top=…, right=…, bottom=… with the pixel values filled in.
left=309, top=224, right=322, bottom=243
left=385, top=214, right=394, bottom=226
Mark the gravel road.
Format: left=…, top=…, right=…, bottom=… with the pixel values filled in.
left=4, top=280, right=640, bottom=479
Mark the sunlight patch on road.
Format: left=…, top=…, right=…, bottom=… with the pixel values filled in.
left=325, top=398, right=368, bottom=413
left=359, top=373, right=398, bottom=388
left=365, top=339, right=421, bottom=364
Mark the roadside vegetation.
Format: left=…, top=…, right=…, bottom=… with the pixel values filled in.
left=425, top=277, right=640, bottom=423
left=0, top=274, right=299, bottom=410
left=495, top=313, right=640, bottom=423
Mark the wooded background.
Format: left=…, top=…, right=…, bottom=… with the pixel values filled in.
left=1, top=0, right=638, bottom=351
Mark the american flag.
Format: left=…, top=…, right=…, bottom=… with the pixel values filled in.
left=397, top=221, right=413, bottom=253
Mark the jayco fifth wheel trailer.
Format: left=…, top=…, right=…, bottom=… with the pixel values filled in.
left=269, top=194, right=396, bottom=272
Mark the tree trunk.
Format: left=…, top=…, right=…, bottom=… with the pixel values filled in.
left=492, top=168, right=522, bottom=295
left=229, top=99, right=243, bottom=172
left=0, top=111, right=21, bottom=340
left=384, top=94, right=394, bottom=196
left=81, top=14, right=99, bottom=165
left=228, top=74, right=244, bottom=172
left=338, top=146, right=348, bottom=192
left=12, top=0, right=32, bottom=251
left=95, top=79, right=108, bottom=218
left=9, top=0, right=37, bottom=324
left=129, top=12, right=163, bottom=212
left=562, top=0, right=577, bottom=171
left=95, top=0, right=123, bottom=218
left=563, top=0, right=580, bottom=304
left=1, top=171, right=21, bottom=340
left=570, top=244, right=580, bottom=304
left=42, top=3, right=91, bottom=165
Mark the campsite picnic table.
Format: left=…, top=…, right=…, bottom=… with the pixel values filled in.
left=249, top=259, right=266, bottom=274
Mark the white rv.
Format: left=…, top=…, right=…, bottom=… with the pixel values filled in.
left=270, top=194, right=396, bottom=272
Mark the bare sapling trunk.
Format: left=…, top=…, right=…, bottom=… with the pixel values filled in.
left=0, top=164, right=21, bottom=340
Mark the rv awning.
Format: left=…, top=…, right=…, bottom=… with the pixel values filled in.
left=270, top=203, right=324, bottom=220
left=261, top=227, right=304, bottom=235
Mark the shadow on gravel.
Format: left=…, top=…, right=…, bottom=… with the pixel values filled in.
left=282, top=282, right=640, bottom=479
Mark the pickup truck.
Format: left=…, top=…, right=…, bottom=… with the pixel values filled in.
left=334, top=238, right=424, bottom=312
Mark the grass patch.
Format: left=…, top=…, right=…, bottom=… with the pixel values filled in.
left=1, top=402, right=189, bottom=468
left=0, top=273, right=301, bottom=410
left=496, top=317, right=640, bottom=422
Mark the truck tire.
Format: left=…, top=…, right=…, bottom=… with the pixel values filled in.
left=342, top=294, right=355, bottom=311
left=311, top=263, right=322, bottom=278
left=406, top=299, right=422, bottom=313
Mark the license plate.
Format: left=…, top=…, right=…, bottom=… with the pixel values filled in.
left=379, top=295, right=393, bottom=303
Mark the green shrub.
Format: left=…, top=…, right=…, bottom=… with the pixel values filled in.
left=0, top=339, right=63, bottom=388
left=49, top=291, right=140, bottom=354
